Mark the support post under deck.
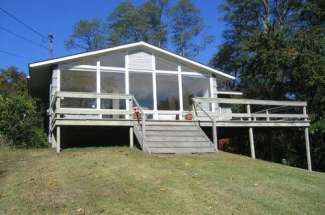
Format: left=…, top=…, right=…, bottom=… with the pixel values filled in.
left=247, top=104, right=256, bottom=159
left=305, top=127, right=312, bottom=171
left=212, top=120, right=218, bottom=152
left=56, top=126, right=61, bottom=153
left=249, top=127, right=256, bottom=159
left=51, top=131, right=56, bottom=148
left=129, top=127, right=134, bottom=148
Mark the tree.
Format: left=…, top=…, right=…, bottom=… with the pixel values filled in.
left=169, top=0, right=213, bottom=57
left=0, top=66, right=27, bottom=96
left=65, top=1, right=169, bottom=51
left=107, top=0, right=168, bottom=47
left=211, top=0, right=302, bottom=92
left=289, top=0, right=325, bottom=170
left=65, top=18, right=107, bottom=51
left=0, top=67, right=47, bottom=148
left=211, top=0, right=325, bottom=171
left=140, top=0, right=169, bottom=47
left=0, top=95, right=47, bottom=148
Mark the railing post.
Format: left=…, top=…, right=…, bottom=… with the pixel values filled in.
left=56, top=97, right=61, bottom=119
left=266, top=110, right=270, bottom=121
left=192, top=104, right=196, bottom=121
left=303, top=106, right=312, bottom=171
left=213, top=120, right=218, bottom=152
left=125, top=98, right=133, bottom=120
left=303, top=106, right=308, bottom=121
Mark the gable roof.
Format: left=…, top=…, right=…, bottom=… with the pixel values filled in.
left=29, top=41, right=235, bottom=80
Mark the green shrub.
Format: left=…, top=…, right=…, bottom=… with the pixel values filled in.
left=0, top=95, right=48, bottom=148
left=30, top=127, right=48, bottom=148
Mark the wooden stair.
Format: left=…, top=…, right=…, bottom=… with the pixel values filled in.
left=134, top=121, right=216, bottom=154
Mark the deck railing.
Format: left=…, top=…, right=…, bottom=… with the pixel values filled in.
left=49, top=91, right=150, bottom=151
left=193, top=103, right=218, bottom=152
left=132, top=96, right=150, bottom=153
left=192, top=97, right=309, bottom=122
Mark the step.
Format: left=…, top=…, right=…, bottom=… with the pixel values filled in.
left=145, top=125, right=199, bottom=131
left=150, top=147, right=215, bottom=154
left=147, top=141, right=212, bottom=148
left=146, top=136, right=207, bottom=142
left=146, top=121, right=195, bottom=126
left=146, top=130, right=202, bottom=136
left=133, top=120, right=214, bottom=154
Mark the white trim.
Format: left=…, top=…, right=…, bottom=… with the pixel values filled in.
left=178, top=65, right=183, bottom=119
left=66, top=65, right=207, bottom=77
left=125, top=52, right=130, bottom=119
left=100, top=66, right=124, bottom=71
left=155, top=69, right=178, bottom=74
left=181, top=71, right=208, bottom=77
left=128, top=69, right=153, bottom=74
left=65, top=67, right=96, bottom=72
left=57, top=67, right=61, bottom=91
left=30, top=43, right=142, bottom=67
left=217, top=91, right=243, bottom=95
left=96, top=61, right=101, bottom=118
left=100, top=69, right=125, bottom=74
left=29, top=41, right=234, bottom=80
left=64, top=65, right=124, bottom=72
left=142, top=42, right=234, bottom=79
left=154, top=69, right=209, bottom=77
left=210, top=75, right=215, bottom=112
left=96, top=61, right=100, bottom=94
left=125, top=52, right=130, bottom=94
left=152, top=54, right=158, bottom=119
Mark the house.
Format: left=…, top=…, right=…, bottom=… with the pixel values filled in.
left=28, top=41, right=312, bottom=170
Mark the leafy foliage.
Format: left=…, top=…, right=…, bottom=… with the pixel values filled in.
left=107, top=0, right=168, bottom=47
left=0, top=67, right=47, bottom=148
left=0, top=95, right=47, bottom=148
left=169, top=0, right=213, bottom=57
left=211, top=0, right=325, bottom=171
left=65, top=0, right=210, bottom=57
left=65, top=18, right=107, bottom=51
left=0, top=66, right=27, bottom=96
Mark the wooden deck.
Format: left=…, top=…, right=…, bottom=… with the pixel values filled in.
left=49, top=91, right=312, bottom=171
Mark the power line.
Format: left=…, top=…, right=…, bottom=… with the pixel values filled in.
left=0, top=50, right=34, bottom=61
left=0, top=7, right=47, bottom=41
left=0, top=25, right=48, bottom=50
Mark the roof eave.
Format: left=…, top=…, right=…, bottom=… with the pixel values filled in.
left=29, top=41, right=235, bottom=80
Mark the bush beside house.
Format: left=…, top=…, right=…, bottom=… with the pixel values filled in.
left=0, top=67, right=47, bottom=148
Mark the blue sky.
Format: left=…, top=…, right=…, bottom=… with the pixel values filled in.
left=0, top=0, right=226, bottom=74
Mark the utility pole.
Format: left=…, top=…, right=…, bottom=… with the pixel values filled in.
left=48, top=33, right=53, bottom=59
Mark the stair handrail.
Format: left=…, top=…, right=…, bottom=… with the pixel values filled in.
left=132, top=96, right=151, bottom=154
left=193, top=102, right=219, bottom=152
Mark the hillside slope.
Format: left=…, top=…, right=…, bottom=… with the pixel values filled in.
left=0, top=147, right=324, bottom=215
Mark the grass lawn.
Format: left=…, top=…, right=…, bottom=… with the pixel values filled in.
left=0, top=147, right=324, bottom=215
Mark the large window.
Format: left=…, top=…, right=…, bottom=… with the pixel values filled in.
left=101, top=71, right=125, bottom=93
left=129, top=72, right=153, bottom=110
left=182, top=75, right=210, bottom=111
left=61, top=70, right=96, bottom=92
left=156, top=74, right=179, bottom=110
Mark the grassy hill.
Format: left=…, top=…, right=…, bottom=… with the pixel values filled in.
left=0, top=147, right=324, bottom=215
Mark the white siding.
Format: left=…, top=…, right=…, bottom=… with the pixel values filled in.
left=128, top=50, right=153, bottom=71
